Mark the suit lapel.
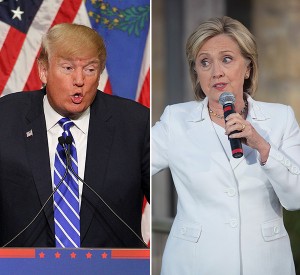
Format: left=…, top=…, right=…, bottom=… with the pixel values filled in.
left=247, top=96, right=271, bottom=139
left=186, top=96, right=272, bottom=172
left=24, top=92, right=54, bottom=234
left=186, top=99, right=233, bottom=172
left=80, top=92, right=115, bottom=241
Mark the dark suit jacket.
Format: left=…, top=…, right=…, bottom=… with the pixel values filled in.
left=0, top=89, right=149, bottom=248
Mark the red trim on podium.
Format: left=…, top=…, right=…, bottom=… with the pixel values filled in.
left=0, top=248, right=36, bottom=258
left=111, top=249, right=150, bottom=259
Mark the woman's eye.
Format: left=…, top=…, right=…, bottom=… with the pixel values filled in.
left=200, top=59, right=209, bottom=67
left=223, top=56, right=232, bottom=63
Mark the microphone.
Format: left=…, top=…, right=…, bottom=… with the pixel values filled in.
left=63, top=137, right=148, bottom=248
left=219, top=92, right=243, bottom=158
left=64, top=136, right=73, bottom=166
left=2, top=136, right=69, bottom=247
left=3, top=137, right=148, bottom=248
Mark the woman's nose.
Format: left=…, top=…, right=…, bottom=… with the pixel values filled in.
left=212, top=62, right=224, bottom=79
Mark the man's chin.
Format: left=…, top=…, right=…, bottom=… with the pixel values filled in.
left=62, top=106, right=87, bottom=119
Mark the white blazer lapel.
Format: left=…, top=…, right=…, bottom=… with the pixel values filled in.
left=183, top=97, right=272, bottom=173
left=186, top=98, right=233, bottom=172
left=247, top=96, right=271, bottom=140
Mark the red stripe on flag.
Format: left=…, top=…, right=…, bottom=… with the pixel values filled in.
left=142, top=197, right=148, bottom=210
left=104, top=79, right=113, bottom=95
left=51, top=0, right=82, bottom=25
left=23, top=60, right=41, bottom=91
left=0, top=28, right=26, bottom=95
left=23, top=0, right=83, bottom=91
left=0, top=248, right=36, bottom=258
left=111, top=249, right=150, bottom=259
left=137, top=69, right=150, bottom=108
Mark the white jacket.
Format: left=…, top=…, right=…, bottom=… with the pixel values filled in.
left=152, top=96, right=300, bottom=275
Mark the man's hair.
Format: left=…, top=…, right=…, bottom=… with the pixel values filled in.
left=38, top=23, right=106, bottom=72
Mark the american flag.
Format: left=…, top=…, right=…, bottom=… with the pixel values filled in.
left=0, top=0, right=150, bottom=244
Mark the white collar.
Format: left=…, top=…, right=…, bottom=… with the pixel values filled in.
left=187, top=94, right=270, bottom=123
left=43, top=95, right=90, bottom=134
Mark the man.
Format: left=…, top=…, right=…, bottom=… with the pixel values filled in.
left=0, top=23, right=149, bottom=248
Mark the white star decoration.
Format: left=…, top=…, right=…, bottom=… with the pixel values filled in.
left=11, top=6, right=24, bottom=21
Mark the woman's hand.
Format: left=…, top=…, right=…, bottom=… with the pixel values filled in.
left=225, top=113, right=270, bottom=163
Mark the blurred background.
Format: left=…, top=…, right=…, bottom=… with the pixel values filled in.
left=152, top=0, right=300, bottom=274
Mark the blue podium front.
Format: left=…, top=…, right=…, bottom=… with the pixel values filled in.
left=0, top=248, right=150, bottom=274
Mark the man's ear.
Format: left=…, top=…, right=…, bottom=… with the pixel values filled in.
left=37, top=61, right=48, bottom=84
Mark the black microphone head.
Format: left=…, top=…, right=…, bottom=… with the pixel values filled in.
left=58, top=136, right=66, bottom=146
left=65, top=136, right=73, bottom=145
left=219, top=92, right=235, bottom=106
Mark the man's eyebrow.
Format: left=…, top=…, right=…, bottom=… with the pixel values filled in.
left=85, top=60, right=101, bottom=65
left=57, top=58, right=100, bottom=66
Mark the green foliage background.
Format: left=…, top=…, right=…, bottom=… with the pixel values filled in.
left=284, top=210, right=300, bottom=273
left=88, top=1, right=149, bottom=37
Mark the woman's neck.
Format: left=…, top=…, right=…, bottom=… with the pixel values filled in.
left=208, top=94, right=248, bottom=127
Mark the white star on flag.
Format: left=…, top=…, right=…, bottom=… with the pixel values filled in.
left=0, top=0, right=150, bottom=245
left=11, top=6, right=24, bottom=21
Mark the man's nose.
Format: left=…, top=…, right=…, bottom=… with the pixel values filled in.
left=73, top=69, right=84, bottom=86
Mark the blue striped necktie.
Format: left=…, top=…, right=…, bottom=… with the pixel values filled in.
left=53, top=117, right=80, bottom=248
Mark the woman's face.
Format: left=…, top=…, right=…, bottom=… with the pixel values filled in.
left=194, top=34, right=250, bottom=103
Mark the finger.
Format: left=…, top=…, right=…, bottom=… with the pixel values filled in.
left=225, top=116, right=245, bottom=127
left=241, top=123, right=246, bottom=131
left=225, top=113, right=242, bottom=121
left=228, top=131, right=245, bottom=139
left=225, top=122, right=245, bottom=135
left=229, top=123, right=251, bottom=138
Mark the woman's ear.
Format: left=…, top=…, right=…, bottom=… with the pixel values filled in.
left=245, top=60, right=251, bottom=79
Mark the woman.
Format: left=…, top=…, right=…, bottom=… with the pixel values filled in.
left=152, top=16, right=300, bottom=275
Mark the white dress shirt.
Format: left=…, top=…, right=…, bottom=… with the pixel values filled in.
left=43, top=95, right=90, bottom=206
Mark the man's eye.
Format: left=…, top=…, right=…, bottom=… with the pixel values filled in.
left=84, top=67, right=97, bottom=75
left=61, top=66, right=73, bottom=71
left=59, top=65, right=74, bottom=74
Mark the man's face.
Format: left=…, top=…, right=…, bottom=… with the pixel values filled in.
left=39, top=54, right=101, bottom=119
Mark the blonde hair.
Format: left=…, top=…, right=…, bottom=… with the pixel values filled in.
left=38, top=23, right=106, bottom=72
left=186, top=16, right=258, bottom=100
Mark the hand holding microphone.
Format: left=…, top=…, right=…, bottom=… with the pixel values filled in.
left=219, top=92, right=244, bottom=158
left=219, top=92, right=270, bottom=162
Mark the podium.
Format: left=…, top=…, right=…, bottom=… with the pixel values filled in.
left=0, top=248, right=150, bottom=274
